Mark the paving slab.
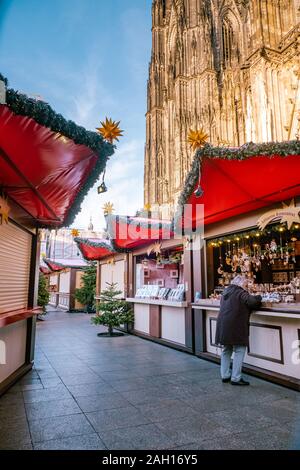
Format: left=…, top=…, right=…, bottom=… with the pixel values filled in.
left=0, top=309, right=298, bottom=450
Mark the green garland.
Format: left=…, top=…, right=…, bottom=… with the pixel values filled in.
left=1, top=74, right=115, bottom=228
left=106, top=215, right=174, bottom=253
left=175, top=141, right=300, bottom=230
left=197, top=140, right=300, bottom=160
left=106, top=214, right=173, bottom=233
left=44, top=258, right=88, bottom=270
left=74, top=237, right=116, bottom=261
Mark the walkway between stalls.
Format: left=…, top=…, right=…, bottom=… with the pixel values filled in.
left=0, top=308, right=299, bottom=450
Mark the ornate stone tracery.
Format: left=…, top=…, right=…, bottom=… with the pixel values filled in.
left=145, top=0, right=300, bottom=212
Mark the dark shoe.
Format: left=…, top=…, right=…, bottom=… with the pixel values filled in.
left=222, top=377, right=231, bottom=383
left=231, top=378, right=250, bottom=386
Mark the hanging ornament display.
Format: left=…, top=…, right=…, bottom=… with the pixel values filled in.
left=96, top=118, right=123, bottom=144
left=270, top=239, right=277, bottom=252
left=0, top=194, right=10, bottom=224
left=187, top=128, right=209, bottom=151
left=103, top=202, right=115, bottom=216
left=98, top=169, right=108, bottom=194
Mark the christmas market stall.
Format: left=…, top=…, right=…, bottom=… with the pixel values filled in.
left=44, top=258, right=88, bottom=311
left=74, top=236, right=124, bottom=298
left=105, top=213, right=194, bottom=352
left=0, top=74, right=114, bottom=394
left=176, top=141, right=300, bottom=389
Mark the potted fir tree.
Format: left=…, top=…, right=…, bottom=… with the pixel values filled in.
left=74, top=263, right=96, bottom=313
left=37, top=274, right=50, bottom=319
left=92, top=283, right=134, bottom=337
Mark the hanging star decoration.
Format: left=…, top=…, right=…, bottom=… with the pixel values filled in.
left=96, top=118, right=123, bottom=144
left=147, top=242, right=162, bottom=257
left=103, top=202, right=115, bottom=216
left=257, top=199, right=300, bottom=230
left=187, top=128, right=209, bottom=151
left=71, top=229, right=80, bottom=238
left=281, top=200, right=300, bottom=229
left=0, top=194, right=10, bottom=224
left=144, top=203, right=152, bottom=212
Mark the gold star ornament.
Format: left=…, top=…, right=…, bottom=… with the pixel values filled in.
left=0, top=195, right=10, bottom=224
left=96, top=118, right=123, bottom=144
left=188, top=128, right=209, bottom=151
left=103, top=202, right=114, bottom=216
left=71, top=229, right=80, bottom=238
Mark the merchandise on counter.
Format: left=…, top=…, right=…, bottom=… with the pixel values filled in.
left=135, top=283, right=185, bottom=301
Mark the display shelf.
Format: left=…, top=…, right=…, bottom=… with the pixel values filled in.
left=0, top=307, right=42, bottom=328
left=126, top=297, right=188, bottom=308
left=192, top=301, right=300, bottom=316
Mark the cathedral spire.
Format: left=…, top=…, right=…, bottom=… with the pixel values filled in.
left=88, top=216, right=94, bottom=232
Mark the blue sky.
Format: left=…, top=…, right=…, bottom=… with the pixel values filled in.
left=0, top=0, right=152, bottom=230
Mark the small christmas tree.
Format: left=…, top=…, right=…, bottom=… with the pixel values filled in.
left=75, top=263, right=96, bottom=313
left=92, top=282, right=133, bottom=336
left=37, top=274, right=50, bottom=314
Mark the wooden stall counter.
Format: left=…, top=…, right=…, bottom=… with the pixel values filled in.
left=0, top=307, right=42, bottom=328
left=0, top=307, right=41, bottom=396
left=192, top=301, right=300, bottom=390
left=126, top=297, right=188, bottom=349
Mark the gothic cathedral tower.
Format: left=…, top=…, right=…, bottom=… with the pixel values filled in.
left=144, top=0, right=300, bottom=214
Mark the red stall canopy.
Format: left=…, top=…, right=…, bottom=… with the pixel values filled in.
left=75, top=238, right=116, bottom=261
left=106, top=215, right=174, bottom=251
left=39, top=259, right=52, bottom=275
left=176, top=142, right=300, bottom=230
left=44, top=258, right=87, bottom=271
left=0, top=79, right=114, bottom=228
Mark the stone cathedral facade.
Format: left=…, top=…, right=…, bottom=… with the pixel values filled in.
left=144, top=0, right=300, bottom=214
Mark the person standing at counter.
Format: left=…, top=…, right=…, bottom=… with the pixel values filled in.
left=215, top=275, right=262, bottom=386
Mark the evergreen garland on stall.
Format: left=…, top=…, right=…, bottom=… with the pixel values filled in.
left=74, top=237, right=116, bottom=261
left=175, top=141, right=300, bottom=231
left=105, top=215, right=174, bottom=253
left=0, top=72, right=115, bottom=228
left=43, top=259, right=86, bottom=270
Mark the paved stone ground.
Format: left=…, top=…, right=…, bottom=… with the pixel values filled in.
left=0, top=309, right=299, bottom=450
